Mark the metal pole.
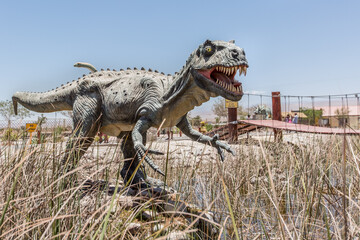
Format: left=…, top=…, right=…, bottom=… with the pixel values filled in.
left=342, top=131, right=348, bottom=239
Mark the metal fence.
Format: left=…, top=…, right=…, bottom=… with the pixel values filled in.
left=0, top=118, right=73, bottom=131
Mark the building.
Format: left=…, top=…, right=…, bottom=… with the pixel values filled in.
left=319, top=105, right=360, bottom=129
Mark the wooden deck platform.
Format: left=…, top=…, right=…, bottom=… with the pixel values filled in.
left=239, top=120, right=360, bottom=135
left=206, top=120, right=360, bottom=140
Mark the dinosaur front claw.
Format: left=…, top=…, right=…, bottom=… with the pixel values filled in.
left=147, top=149, right=165, bottom=155
left=210, top=134, right=235, bottom=161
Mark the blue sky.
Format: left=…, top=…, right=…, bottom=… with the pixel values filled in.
left=1, top=1, right=359, bottom=118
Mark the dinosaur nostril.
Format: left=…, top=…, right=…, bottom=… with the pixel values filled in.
left=231, top=50, right=239, bottom=59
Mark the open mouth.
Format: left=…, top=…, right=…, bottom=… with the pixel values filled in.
left=197, top=65, right=247, bottom=94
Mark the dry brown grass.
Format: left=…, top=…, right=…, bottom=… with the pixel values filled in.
left=0, top=131, right=359, bottom=239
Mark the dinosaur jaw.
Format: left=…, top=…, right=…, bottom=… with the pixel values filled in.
left=192, top=64, right=247, bottom=101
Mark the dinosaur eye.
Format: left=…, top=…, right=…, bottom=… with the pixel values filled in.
left=203, top=44, right=215, bottom=57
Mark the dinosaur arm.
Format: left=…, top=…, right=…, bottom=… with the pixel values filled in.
left=132, top=117, right=165, bottom=176
left=176, top=115, right=235, bottom=161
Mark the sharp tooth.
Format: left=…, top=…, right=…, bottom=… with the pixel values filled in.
left=231, top=67, right=234, bottom=75
left=232, top=85, right=236, bottom=92
left=244, top=67, right=247, bottom=76
left=235, top=86, right=238, bottom=92
left=216, top=66, right=218, bottom=71
left=227, top=68, right=230, bottom=75
left=216, top=79, right=219, bottom=84
left=239, top=67, right=243, bottom=76
left=221, top=66, right=224, bottom=72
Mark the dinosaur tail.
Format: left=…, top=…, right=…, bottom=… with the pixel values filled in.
left=12, top=89, right=74, bottom=115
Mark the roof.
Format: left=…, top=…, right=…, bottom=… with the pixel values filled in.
left=281, top=112, right=307, bottom=118
left=317, top=105, right=360, bottom=117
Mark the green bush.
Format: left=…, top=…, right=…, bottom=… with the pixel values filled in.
left=205, top=123, right=213, bottom=132
left=1, top=128, right=19, bottom=141
left=54, top=126, right=64, bottom=136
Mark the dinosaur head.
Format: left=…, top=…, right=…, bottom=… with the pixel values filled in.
left=190, top=40, right=248, bottom=101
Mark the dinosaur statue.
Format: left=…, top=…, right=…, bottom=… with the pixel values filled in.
left=12, top=40, right=248, bottom=187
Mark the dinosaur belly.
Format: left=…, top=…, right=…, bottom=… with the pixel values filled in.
left=100, top=123, right=134, bottom=136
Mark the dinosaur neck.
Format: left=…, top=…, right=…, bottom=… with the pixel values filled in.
left=162, top=65, right=216, bottom=126
left=173, top=71, right=215, bottom=108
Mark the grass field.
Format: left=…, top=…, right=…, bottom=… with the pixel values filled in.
left=0, top=130, right=359, bottom=239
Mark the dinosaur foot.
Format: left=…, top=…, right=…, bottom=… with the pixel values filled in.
left=121, top=171, right=175, bottom=198
left=79, top=179, right=136, bottom=197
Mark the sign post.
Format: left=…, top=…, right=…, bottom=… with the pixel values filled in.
left=26, top=123, right=38, bottom=143
left=225, top=100, right=238, bottom=143
left=26, top=123, right=37, bottom=133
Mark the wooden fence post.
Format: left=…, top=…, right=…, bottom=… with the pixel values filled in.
left=228, top=107, right=237, bottom=143
left=272, top=92, right=282, bottom=141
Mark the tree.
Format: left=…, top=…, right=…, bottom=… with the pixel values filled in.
left=0, top=100, right=33, bottom=127
left=190, top=115, right=202, bottom=127
left=212, top=98, right=227, bottom=122
left=335, top=107, right=350, bottom=127
left=334, top=107, right=350, bottom=118
left=300, top=108, right=323, bottom=125
left=237, top=105, right=248, bottom=120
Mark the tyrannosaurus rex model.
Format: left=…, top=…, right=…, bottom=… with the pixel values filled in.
left=13, top=40, right=248, bottom=187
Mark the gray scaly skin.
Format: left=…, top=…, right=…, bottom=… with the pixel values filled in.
left=12, top=40, right=249, bottom=187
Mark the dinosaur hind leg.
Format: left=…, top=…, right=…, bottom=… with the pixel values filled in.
left=60, top=94, right=102, bottom=176
left=120, top=132, right=148, bottom=189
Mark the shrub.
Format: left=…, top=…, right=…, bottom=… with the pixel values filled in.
left=1, top=128, right=19, bottom=141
